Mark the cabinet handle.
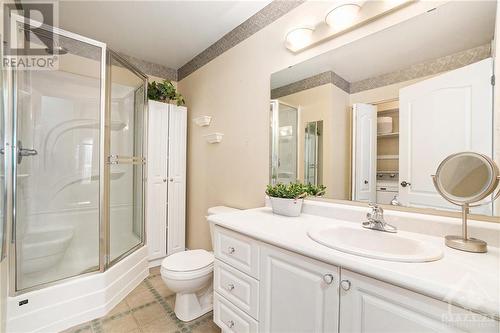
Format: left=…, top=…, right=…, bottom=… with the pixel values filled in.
left=227, top=320, right=235, bottom=328
left=227, top=283, right=235, bottom=291
left=228, top=246, right=235, bottom=254
left=163, top=178, right=167, bottom=183
left=323, top=274, right=334, bottom=285
left=340, top=279, right=351, bottom=291
left=169, top=177, right=174, bottom=182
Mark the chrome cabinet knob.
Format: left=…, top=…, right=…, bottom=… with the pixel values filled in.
left=340, top=279, right=351, bottom=291
left=169, top=177, right=174, bottom=182
left=163, top=178, right=167, bottom=182
left=227, top=283, right=235, bottom=291
left=323, top=274, right=334, bottom=285
left=400, top=180, right=411, bottom=187
left=227, top=320, right=235, bottom=328
left=228, top=246, right=235, bottom=254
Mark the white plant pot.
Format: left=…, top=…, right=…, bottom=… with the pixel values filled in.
left=269, top=197, right=304, bottom=217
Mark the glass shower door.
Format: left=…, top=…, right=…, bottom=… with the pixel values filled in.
left=107, top=52, right=147, bottom=264
left=13, top=28, right=105, bottom=291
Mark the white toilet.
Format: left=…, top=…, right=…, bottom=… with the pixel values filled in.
left=160, top=206, right=239, bottom=322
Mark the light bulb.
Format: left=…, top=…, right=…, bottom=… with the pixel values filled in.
left=325, top=4, right=361, bottom=31
left=285, top=28, right=314, bottom=50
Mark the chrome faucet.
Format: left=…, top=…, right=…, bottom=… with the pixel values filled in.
left=362, top=203, right=397, bottom=233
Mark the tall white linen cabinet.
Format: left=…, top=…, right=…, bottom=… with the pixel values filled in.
left=146, top=100, right=187, bottom=265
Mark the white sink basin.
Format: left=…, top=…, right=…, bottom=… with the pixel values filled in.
left=308, top=225, right=443, bottom=262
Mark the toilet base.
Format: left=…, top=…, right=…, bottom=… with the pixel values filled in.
left=174, top=284, right=213, bottom=322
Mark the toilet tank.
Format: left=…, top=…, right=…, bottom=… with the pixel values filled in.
left=207, top=206, right=240, bottom=249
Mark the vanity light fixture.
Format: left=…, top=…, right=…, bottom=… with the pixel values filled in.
left=285, top=27, right=314, bottom=50
left=325, top=3, right=361, bottom=30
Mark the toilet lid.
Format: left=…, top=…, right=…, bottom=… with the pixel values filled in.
left=161, top=249, right=214, bottom=272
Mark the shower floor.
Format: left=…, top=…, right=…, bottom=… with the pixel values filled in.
left=62, top=267, right=220, bottom=333
left=19, top=229, right=141, bottom=291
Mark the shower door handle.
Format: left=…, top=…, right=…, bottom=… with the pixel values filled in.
left=107, top=155, right=145, bottom=165
left=17, top=140, right=38, bottom=164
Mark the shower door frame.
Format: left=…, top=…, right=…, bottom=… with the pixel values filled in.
left=5, top=18, right=147, bottom=296
left=105, top=50, right=148, bottom=268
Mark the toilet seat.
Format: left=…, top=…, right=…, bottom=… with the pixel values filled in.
left=161, top=249, right=214, bottom=280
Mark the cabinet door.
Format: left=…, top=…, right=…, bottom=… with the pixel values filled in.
left=146, top=101, right=168, bottom=260
left=166, top=105, right=187, bottom=255
left=260, top=244, right=339, bottom=333
left=339, top=269, right=499, bottom=333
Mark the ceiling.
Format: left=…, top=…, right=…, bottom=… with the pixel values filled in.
left=57, top=1, right=271, bottom=70
left=271, top=1, right=497, bottom=89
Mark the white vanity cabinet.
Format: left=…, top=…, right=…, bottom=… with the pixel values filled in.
left=213, top=226, right=339, bottom=333
left=259, top=244, right=339, bottom=333
left=339, top=270, right=498, bottom=333
left=213, top=226, right=498, bottom=333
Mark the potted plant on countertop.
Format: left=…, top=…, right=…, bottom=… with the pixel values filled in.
left=266, top=183, right=326, bottom=217
left=148, top=80, right=185, bottom=106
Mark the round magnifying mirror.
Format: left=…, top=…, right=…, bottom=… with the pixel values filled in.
left=434, top=152, right=499, bottom=204
left=433, top=152, right=500, bottom=253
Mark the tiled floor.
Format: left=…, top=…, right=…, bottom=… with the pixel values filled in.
left=63, top=267, right=220, bottom=333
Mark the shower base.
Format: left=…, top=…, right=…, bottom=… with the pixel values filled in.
left=6, top=246, right=149, bottom=333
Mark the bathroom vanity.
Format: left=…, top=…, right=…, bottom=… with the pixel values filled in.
left=209, top=202, right=500, bottom=333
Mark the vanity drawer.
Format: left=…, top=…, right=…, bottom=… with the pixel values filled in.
left=214, top=226, right=259, bottom=278
left=214, top=292, right=259, bottom=333
left=214, top=259, right=259, bottom=319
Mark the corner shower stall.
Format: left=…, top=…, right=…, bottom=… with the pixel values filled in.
left=3, top=14, right=148, bottom=319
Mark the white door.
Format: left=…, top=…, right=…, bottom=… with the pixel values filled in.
left=352, top=104, right=377, bottom=202
left=260, top=244, right=339, bottom=333
left=339, top=269, right=498, bottom=333
left=166, top=105, right=187, bottom=255
left=146, top=101, right=168, bottom=260
left=399, top=58, right=493, bottom=214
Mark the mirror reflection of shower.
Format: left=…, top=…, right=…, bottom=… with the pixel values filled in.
left=270, top=100, right=298, bottom=184
left=304, top=121, right=323, bottom=186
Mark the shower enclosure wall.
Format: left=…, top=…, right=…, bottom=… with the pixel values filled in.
left=4, top=18, right=148, bottom=295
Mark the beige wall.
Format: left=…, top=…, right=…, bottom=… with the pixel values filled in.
left=280, top=83, right=350, bottom=199
left=178, top=1, right=455, bottom=251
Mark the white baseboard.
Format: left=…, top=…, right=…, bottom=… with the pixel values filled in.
left=7, top=247, right=149, bottom=333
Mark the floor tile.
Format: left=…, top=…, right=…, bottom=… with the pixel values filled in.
left=106, top=300, right=130, bottom=318
left=61, top=322, right=93, bottom=333
left=125, top=289, right=157, bottom=308
left=132, top=302, right=166, bottom=326
left=129, top=282, right=149, bottom=296
left=191, top=319, right=221, bottom=333
left=149, top=277, right=174, bottom=298
left=140, top=317, right=178, bottom=333
left=164, top=295, right=176, bottom=310
left=101, top=314, right=139, bottom=333
left=63, top=271, right=219, bottom=333
left=149, top=266, right=161, bottom=276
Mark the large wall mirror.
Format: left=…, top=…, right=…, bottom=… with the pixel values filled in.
left=269, top=1, right=499, bottom=220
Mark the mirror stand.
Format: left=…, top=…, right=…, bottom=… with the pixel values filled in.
left=444, top=203, right=487, bottom=253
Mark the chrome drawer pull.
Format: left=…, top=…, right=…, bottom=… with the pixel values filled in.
left=340, top=279, right=351, bottom=291
left=227, top=283, right=235, bottom=291
left=323, top=274, right=334, bottom=285
left=228, top=246, right=235, bottom=254
left=227, top=320, right=235, bottom=328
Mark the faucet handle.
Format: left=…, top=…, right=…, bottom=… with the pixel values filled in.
left=368, top=202, right=383, bottom=213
